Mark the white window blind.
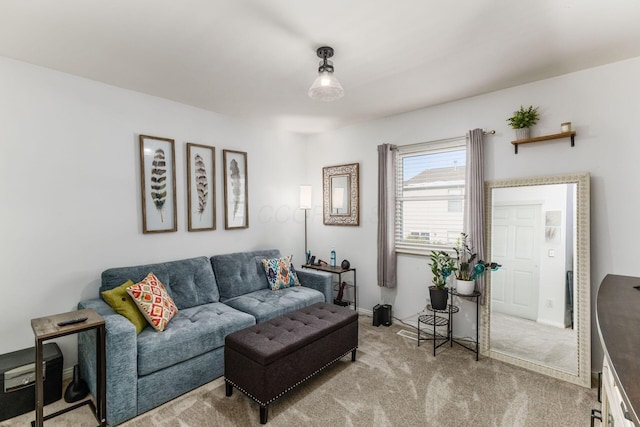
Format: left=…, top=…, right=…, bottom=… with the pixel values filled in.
left=395, top=137, right=466, bottom=255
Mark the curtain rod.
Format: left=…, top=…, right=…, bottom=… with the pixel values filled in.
left=390, top=129, right=495, bottom=151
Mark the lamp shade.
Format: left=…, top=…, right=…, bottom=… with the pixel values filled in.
left=299, top=185, right=312, bottom=209
left=308, top=70, right=344, bottom=102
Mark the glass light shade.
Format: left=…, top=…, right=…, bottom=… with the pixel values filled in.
left=299, top=185, right=312, bottom=209
left=308, top=70, right=344, bottom=101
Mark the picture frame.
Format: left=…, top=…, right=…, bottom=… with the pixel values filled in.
left=139, top=134, right=177, bottom=233
left=323, top=162, right=360, bottom=226
left=223, top=149, right=249, bottom=229
left=186, top=143, right=216, bottom=231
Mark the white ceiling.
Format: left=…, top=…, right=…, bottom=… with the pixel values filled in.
left=2, top=0, right=640, bottom=134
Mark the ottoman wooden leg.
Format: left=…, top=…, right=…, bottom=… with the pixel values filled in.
left=351, top=349, right=357, bottom=362
left=225, top=381, right=233, bottom=397
left=260, top=405, right=268, bottom=424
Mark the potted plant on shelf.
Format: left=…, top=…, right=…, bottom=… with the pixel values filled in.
left=453, top=233, right=478, bottom=295
left=453, top=232, right=503, bottom=295
left=429, top=250, right=456, bottom=310
left=507, top=105, right=540, bottom=140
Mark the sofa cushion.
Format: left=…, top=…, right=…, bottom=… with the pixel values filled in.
left=211, top=249, right=280, bottom=301
left=101, top=279, right=148, bottom=334
left=261, top=255, right=301, bottom=290
left=223, top=286, right=325, bottom=323
left=136, top=302, right=255, bottom=377
left=127, top=273, right=179, bottom=332
left=101, top=256, right=220, bottom=310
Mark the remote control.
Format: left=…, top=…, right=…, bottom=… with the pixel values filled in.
left=57, top=317, right=88, bottom=326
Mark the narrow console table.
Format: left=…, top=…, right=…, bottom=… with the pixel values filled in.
left=596, top=274, right=640, bottom=426
left=31, top=308, right=106, bottom=427
left=301, top=264, right=356, bottom=310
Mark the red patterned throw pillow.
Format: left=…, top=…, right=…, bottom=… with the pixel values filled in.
left=126, top=272, right=178, bottom=332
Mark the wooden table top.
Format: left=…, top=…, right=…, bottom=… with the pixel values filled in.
left=596, top=274, right=640, bottom=425
left=301, top=264, right=355, bottom=274
left=31, top=308, right=104, bottom=340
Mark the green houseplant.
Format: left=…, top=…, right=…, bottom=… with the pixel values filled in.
left=507, top=105, right=540, bottom=140
left=452, top=232, right=503, bottom=295
left=429, top=250, right=455, bottom=309
left=453, top=233, right=478, bottom=295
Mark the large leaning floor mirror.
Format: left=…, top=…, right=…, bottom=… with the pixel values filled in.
left=480, top=173, right=591, bottom=387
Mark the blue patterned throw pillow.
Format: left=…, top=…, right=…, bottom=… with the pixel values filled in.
left=261, top=255, right=301, bottom=290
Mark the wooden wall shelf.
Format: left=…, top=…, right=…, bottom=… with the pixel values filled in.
left=511, top=131, right=576, bottom=154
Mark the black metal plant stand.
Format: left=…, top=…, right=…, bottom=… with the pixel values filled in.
left=417, top=304, right=459, bottom=356
left=449, top=288, right=481, bottom=361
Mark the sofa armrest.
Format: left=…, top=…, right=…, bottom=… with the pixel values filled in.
left=296, top=269, right=333, bottom=303
left=78, top=298, right=138, bottom=425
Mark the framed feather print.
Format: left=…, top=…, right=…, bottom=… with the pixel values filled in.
left=139, top=135, right=177, bottom=233
left=186, top=143, right=215, bottom=231
left=223, top=149, right=249, bottom=229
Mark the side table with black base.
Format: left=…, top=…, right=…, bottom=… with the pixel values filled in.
left=30, top=308, right=106, bottom=427
left=301, top=264, right=357, bottom=310
left=449, top=289, right=481, bottom=361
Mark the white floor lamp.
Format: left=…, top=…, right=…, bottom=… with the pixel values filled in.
left=299, top=185, right=312, bottom=263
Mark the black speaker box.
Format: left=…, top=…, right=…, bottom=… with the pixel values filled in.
left=381, top=304, right=393, bottom=326
left=0, top=343, right=63, bottom=421
left=372, top=304, right=383, bottom=326
left=373, top=304, right=392, bottom=327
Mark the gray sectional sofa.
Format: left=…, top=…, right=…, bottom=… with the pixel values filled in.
left=77, top=249, right=332, bottom=425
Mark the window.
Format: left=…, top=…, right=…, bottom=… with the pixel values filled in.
left=448, top=189, right=463, bottom=212
left=395, top=137, right=466, bottom=254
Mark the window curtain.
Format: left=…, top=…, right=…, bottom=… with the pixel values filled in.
left=464, top=129, right=486, bottom=302
left=377, top=143, right=397, bottom=288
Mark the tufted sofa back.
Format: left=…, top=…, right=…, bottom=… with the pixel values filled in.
left=210, top=249, right=281, bottom=301
left=101, top=256, right=220, bottom=310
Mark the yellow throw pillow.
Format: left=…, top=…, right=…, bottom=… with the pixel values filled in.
left=101, top=279, right=148, bottom=335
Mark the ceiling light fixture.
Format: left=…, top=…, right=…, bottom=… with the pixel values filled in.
left=308, top=46, right=344, bottom=102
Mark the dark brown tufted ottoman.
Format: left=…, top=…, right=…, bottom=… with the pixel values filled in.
left=224, top=302, right=358, bottom=424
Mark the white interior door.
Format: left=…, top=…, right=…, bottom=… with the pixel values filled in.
left=491, top=203, right=541, bottom=320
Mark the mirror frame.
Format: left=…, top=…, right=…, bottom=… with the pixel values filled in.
left=480, top=172, right=591, bottom=387
left=322, top=163, right=360, bottom=226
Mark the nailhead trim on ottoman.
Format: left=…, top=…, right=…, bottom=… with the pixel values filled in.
left=224, top=302, right=358, bottom=424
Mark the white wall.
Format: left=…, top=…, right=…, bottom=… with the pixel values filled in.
left=3, top=54, right=640, bottom=373
left=0, top=57, right=308, bottom=369
left=305, top=56, right=640, bottom=369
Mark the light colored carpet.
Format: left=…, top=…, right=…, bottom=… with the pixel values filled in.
left=491, top=312, right=577, bottom=374
left=1, top=315, right=596, bottom=426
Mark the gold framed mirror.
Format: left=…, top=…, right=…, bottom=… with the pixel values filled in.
left=481, top=172, right=591, bottom=387
left=322, top=163, right=359, bottom=226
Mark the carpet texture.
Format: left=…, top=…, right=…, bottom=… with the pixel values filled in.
left=1, top=316, right=597, bottom=426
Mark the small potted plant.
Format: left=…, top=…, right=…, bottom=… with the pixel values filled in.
left=453, top=232, right=502, bottom=295
left=507, top=105, right=540, bottom=140
left=429, top=250, right=456, bottom=310
left=453, top=233, right=478, bottom=295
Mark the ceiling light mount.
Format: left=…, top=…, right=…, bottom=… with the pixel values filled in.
left=308, top=45, right=344, bottom=102
left=316, top=46, right=335, bottom=73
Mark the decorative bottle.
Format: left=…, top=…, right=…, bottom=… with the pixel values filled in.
left=330, top=250, right=336, bottom=267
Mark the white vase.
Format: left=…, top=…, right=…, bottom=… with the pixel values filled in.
left=515, top=128, right=530, bottom=140
left=456, top=279, right=475, bottom=295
